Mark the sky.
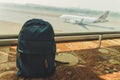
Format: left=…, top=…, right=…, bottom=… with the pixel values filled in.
left=0, top=0, right=120, bottom=13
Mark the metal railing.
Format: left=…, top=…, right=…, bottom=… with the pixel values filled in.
left=0, top=32, right=120, bottom=47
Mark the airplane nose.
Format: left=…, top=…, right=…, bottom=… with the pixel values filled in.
left=60, top=15, right=64, bottom=18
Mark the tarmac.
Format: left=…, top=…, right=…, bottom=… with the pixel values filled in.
left=0, top=7, right=120, bottom=39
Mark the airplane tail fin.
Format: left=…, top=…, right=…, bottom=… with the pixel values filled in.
left=94, top=11, right=109, bottom=23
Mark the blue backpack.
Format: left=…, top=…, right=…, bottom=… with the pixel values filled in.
left=16, top=19, right=56, bottom=78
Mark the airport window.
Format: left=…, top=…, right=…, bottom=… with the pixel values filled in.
left=0, top=1, right=120, bottom=45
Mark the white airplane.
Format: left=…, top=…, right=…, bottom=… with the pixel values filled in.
left=60, top=11, right=109, bottom=24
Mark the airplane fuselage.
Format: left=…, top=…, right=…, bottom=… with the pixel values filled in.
left=60, top=15, right=97, bottom=24
left=60, top=11, right=109, bottom=24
